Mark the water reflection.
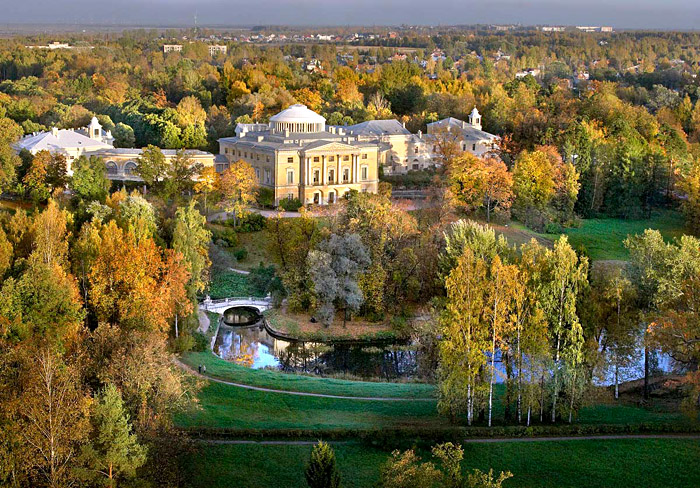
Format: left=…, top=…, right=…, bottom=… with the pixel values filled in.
left=212, top=318, right=420, bottom=380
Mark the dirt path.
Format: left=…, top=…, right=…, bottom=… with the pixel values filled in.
left=195, top=434, right=700, bottom=445
left=175, top=359, right=435, bottom=402
left=197, top=310, right=210, bottom=334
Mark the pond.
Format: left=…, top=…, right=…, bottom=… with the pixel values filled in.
left=212, top=307, right=421, bottom=380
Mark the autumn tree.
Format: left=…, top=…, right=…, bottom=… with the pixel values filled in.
left=18, top=348, right=91, bottom=488
left=450, top=154, right=514, bottom=222
left=219, top=160, right=257, bottom=225
left=194, top=166, right=220, bottom=215
left=136, top=145, right=167, bottom=189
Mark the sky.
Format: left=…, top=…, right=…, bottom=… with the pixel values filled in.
left=0, top=0, right=699, bottom=30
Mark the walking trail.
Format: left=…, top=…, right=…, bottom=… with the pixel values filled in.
left=195, top=434, right=700, bottom=445
left=175, top=359, right=435, bottom=402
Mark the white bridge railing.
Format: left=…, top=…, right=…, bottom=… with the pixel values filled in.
left=199, top=295, right=273, bottom=313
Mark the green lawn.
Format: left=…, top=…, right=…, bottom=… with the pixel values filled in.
left=174, top=380, right=442, bottom=431
left=175, top=368, right=689, bottom=434
left=506, top=209, right=688, bottom=261
left=181, top=351, right=436, bottom=399
left=183, top=438, right=700, bottom=488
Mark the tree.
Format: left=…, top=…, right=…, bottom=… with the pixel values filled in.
left=0, top=116, right=23, bottom=192
left=540, top=237, right=588, bottom=422
left=79, top=384, right=147, bottom=487
left=18, top=348, right=91, bottom=488
left=219, top=160, right=257, bottom=225
left=308, top=233, right=371, bottom=326
left=113, top=123, right=135, bottom=148
left=117, top=192, right=157, bottom=242
left=70, top=155, right=111, bottom=203
left=680, top=160, right=700, bottom=233
left=136, top=145, right=167, bottom=188
left=194, top=166, right=220, bottom=215
left=162, top=150, right=202, bottom=202
left=512, top=149, right=555, bottom=230
left=450, top=155, right=513, bottom=222
left=265, top=209, right=320, bottom=311
left=172, top=201, right=211, bottom=301
left=305, top=441, right=341, bottom=488
left=438, top=247, right=489, bottom=424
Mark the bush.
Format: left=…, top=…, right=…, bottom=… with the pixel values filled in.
left=236, top=212, right=267, bottom=232
left=279, top=197, right=303, bottom=212
left=305, top=441, right=341, bottom=488
left=191, top=332, right=210, bottom=352
left=233, top=248, right=248, bottom=261
left=256, top=187, right=275, bottom=209
left=172, top=334, right=196, bottom=353
left=210, top=227, right=239, bottom=247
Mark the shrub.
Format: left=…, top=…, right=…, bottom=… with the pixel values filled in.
left=256, top=187, right=275, bottom=209
left=210, top=227, right=239, bottom=247
left=233, top=248, right=248, bottom=261
left=279, top=197, right=303, bottom=212
left=172, top=334, right=195, bottom=353
left=236, top=212, right=267, bottom=232
left=305, top=441, right=341, bottom=488
left=191, top=332, right=210, bottom=352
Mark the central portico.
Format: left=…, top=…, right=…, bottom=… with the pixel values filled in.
left=218, top=104, right=380, bottom=205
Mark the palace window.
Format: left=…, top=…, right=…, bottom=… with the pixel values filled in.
left=328, top=169, right=335, bottom=183
left=343, top=155, right=350, bottom=161
left=362, top=153, right=367, bottom=159
left=313, top=156, right=320, bottom=163
left=361, top=165, right=368, bottom=181
left=329, top=156, right=335, bottom=162
left=472, top=143, right=476, bottom=151
left=264, top=169, right=271, bottom=184
left=287, top=170, right=294, bottom=185
left=287, top=157, right=293, bottom=163
left=255, top=168, right=260, bottom=180
left=313, top=169, right=320, bottom=185
left=343, top=168, right=350, bottom=183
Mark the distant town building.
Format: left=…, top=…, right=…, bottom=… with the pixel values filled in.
left=427, top=108, right=499, bottom=158
left=515, top=67, right=541, bottom=78
left=209, top=44, right=227, bottom=56
left=25, top=41, right=93, bottom=50
left=218, top=104, right=381, bottom=205
left=576, top=26, right=613, bottom=33
left=540, top=26, right=566, bottom=32
left=163, top=44, right=183, bottom=53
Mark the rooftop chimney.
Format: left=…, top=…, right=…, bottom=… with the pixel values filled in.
left=51, top=127, right=59, bottom=138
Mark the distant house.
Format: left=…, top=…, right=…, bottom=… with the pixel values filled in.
left=163, top=44, right=183, bottom=53
left=515, top=68, right=541, bottom=78
left=209, top=44, right=227, bottom=56
left=427, top=108, right=500, bottom=159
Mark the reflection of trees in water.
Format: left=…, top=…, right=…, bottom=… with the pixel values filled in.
left=277, top=342, right=421, bottom=380
left=215, top=325, right=271, bottom=368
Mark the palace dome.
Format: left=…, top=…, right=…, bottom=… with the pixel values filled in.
left=269, top=104, right=326, bottom=133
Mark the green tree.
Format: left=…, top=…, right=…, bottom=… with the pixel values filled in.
left=113, top=123, right=135, bottom=148
left=79, top=384, right=147, bottom=487
left=305, top=441, right=341, bottom=488
left=70, top=155, right=111, bottom=203
left=135, top=145, right=167, bottom=188
left=173, top=201, right=211, bottom=301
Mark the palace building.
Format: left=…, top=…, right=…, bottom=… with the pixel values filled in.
left=218, top=104, right=381, bottom=205
left=13, top=117, right=215, bottom=180
left=427, top=108, right=499, bottom=158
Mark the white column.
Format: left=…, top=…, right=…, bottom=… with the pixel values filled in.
left=336, top=156, right=341, bottom=184
left=322, top=155, right=326, bottom=187
left=305, top=158, right=309, bottom=186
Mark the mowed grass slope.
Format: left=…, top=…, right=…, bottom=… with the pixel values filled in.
left=181, top=351, right=436, bottom=399
left=504, top=209, right=688, bottom=261
left=184, top=439, right=700, bottom=488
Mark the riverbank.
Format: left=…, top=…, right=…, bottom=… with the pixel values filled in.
left=264, top=306, right=405, bottom=342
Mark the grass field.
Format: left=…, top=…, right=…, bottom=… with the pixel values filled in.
left=175, top=355, right=689, bottom=434
left=501, top=209, right=688, bottom=261
left=180, top=351, right=436, bottom=398
left=183, top=438, right=700, bottom=488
